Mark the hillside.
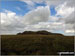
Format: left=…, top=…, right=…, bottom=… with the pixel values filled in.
left=1, top=31, right=74, bottom=55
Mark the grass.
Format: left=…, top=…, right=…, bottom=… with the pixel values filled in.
left=1, top=35, right=74, bottom=55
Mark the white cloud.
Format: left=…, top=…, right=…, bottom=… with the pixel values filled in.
left=56, top=2, right=75, bottom=18
left=16, top=7, right=22, bottom=11
left=65, top=30, right=75, bottom=33
left=1, top=0, right=75, bottom=36
left=1, top=7, right=64, bottom=35
left=65, top=11, right=75, bottom=24
left=22, top=6, right=50, bottom=25
left=1, top=11, right=16, bottom=25
left=54, top=1, right=75, bottom=35
left=1, top=10, right=25, bottom=34
left=45, top=0, right=64, bottom=6
left=23, top=22, right=65, bottom=34
left=0, top=6, right=50, bottom=34
left=20, top=0, right=34, bottom=6
left=20, top=0, right=36, bottom=10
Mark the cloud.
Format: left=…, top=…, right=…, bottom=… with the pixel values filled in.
left=22, top=6, right=50, bottom=25
left=55, top=1, right=75, bottom=35
left=45, top=0, right=64, bottom=6
left=65, top=29, right=75, bottom=36
left=1, top=0, right=75, bottom=35
left=20, top=0, right=46, bottom=11
left=1, top=6, right=63, bottom=35
left=16, top=7, right=22, bottom=11
left=20, top=0, right=35, bottom=6
left=1, top=10, right=25, bottom=34
left=66, top=30, right=75, bottom=33
left=1, top=6, right=50, bottom=34
left=23, top=22, right=65, bottom=34
left=65, top=11, right=75, bottom=24
left=20, top=0, right=37, bottom=10
left=56, top=2, right=75, bottom=18
left=65, top=30, right=75, bottom=33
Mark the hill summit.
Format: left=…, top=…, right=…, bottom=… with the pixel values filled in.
left=17, top=30, right=63, bottom=36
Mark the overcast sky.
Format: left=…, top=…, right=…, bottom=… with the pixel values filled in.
left=0, top=0, right=75, bottom=36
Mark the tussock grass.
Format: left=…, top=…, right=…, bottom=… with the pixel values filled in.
left=1, top=35, right=74, bottom=55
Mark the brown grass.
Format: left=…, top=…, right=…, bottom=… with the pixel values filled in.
left=1, top=35, right=74, bottom=55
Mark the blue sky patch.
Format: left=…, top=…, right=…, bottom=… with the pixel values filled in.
left=1, top=1, right=57, bottom=17
left=1, top=1, right=31, bottom=16
left=50, top=5, right=57, bottom=16
left=34, top=1, right=46, bottom=7
left=1, top=1, right=48, bottom=16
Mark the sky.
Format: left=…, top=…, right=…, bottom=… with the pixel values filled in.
left=0, top=0, right=75, bottom=36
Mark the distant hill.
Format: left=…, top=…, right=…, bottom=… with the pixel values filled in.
left=17, top=30, right=63, bottom=36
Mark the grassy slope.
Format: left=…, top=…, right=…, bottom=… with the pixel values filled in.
left=1, top=35, right=74, bottom=55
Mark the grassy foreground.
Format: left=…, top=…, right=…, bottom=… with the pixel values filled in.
left=1, top=35, right=74, bottom=55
